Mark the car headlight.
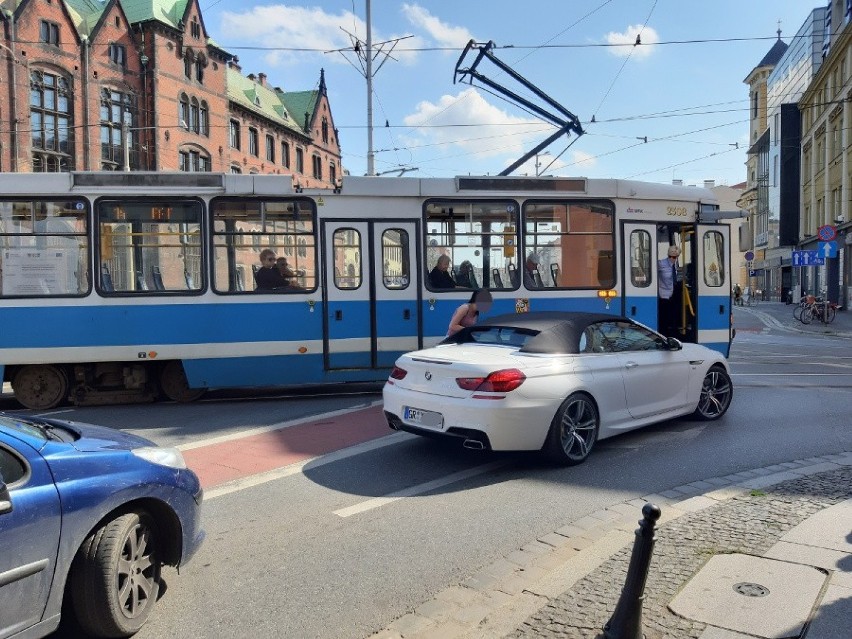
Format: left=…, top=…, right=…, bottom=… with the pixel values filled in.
left=132, top=446, right=188, bottom=469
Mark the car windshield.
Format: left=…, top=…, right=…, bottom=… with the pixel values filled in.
left=0, top=414, right=54, bottom=441
left=459, top=326, right=538, bottom=347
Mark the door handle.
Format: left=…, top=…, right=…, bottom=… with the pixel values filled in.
left=403, top=309, right=411, bottom=320
left=335, top=310, right=343, bottom=321
left=624, top=361, right=638, bottom=369
left=630, top=305, right=637, bottom=316
left=720, top=304, right=725, bottom=314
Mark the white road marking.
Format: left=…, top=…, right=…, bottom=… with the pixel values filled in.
left=731, top=373, right=852, bottom=376
left=333, top=461, right=506, bottom=518
left=205, top=431, right=413, bottom=500
left=177, top=399, right=384, bottom=451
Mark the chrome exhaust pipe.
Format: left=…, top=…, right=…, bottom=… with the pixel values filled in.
left=463, top=439, right=485, bottom=450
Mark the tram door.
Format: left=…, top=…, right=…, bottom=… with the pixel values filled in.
left=621, top=222, right=658, bottom=328
left=322, top=220, right=420, bottom=370
left=694, top=223, right=732, bottom=356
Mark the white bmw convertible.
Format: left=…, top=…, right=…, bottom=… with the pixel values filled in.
left=383, top=312, right=733, bottom=465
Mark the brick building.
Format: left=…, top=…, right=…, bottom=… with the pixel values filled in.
left=0, top=0, right=342, bottom=186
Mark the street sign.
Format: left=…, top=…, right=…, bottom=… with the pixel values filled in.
left=748, top=269, right=757, bottom=276
left=817, top=225, right=837, bottom=241
left=791, top=250, right=825, bottom=266
left=819, top=241, right=838, bottom=258
left=744, top=250, right=755, bottom=261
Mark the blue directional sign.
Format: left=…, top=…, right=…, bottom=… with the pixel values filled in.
left=819, top=241, right=838, bottom=258
left=792, top=250, right=825, bottom=266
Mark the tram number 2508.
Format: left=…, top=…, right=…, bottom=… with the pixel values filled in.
left=667, top=206, right=688, bottom=217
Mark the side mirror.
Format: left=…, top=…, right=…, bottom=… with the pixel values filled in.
left=666, top=337, right=683, bottom=351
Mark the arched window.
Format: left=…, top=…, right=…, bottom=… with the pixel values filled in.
left=195, top=58, right=204, bottom=83
left=178, top=146, right=211, bottom=172
left=30, top=69, right=74, bottom=171
left=321, top=117, right=329, bottom=144
left=200, top=101, right=209, bottom=136
left=100, top=88, right=137, bottom=170
left=184, top=54, right=192, bottom=79
left=190, top=97, right=200, bottom=133
left=179, top=93, right=190, bottom=129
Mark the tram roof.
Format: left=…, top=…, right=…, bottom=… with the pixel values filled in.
left=0, top=172, right=717, bottom=204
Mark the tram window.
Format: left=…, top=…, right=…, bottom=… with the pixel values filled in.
left=629, top=230, right=652, bottom=288
left=97, top=200, right=202, bottom=294
left=523, top=201, right=615, bottom=289
left=702, top=230, right=725, bottom=287
left=0, top=198, right=88, bottom=297
left=382, top=229, right=409, bottom=289
left=211, top=198, right=316, bottom=293
left=333, top=229, right=361, bottom=290
left=423, top=199, right=518, bottom=291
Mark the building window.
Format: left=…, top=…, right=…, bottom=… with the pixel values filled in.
left=179, top=93, right=190, bottom=129
left=100, top=88, right=136, bottom=170
left=200, top=101, right=209, bottom=136
left=195, top=59, right=204, bottom=83
left=752, top=91, right=758, bottom=118
left=229, top=120, right=241, bottom=149
left=312, top=155, right=322, bottom=180
left=321, top=117, right=329, bottom=144
left=266, top=135, right=275, bottom=162
left=190, top=97, right=200, bottom=133
left=191, top=18, right=201, bottom=39
left=30, top=70, right=73, bottom=172
left=329, top=162, right=336, bottom=184
left=184, top=55, right=192, bottom=79
left=39, top=20, right=60, bottom=45
left=248, top=128, right=259, bottom=156
left=295, top=147, right=304, bottom=173
left=281, top=142, right=290, bottom=168
left=179, top=148, right=211, bottom=172
left=108, top=44, right=126, bottom=68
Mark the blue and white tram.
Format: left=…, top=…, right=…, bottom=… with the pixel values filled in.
left=0, top=172, right=732, bottom=409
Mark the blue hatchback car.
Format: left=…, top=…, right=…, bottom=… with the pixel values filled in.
left=0, top=412, right=204, bottom=638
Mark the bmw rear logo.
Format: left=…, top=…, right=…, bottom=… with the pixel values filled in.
left=425, top=371, right=432, bottom=380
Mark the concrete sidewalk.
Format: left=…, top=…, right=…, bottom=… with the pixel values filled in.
left=736, top=301, right=852, bottom=338
left=372, top=453, right=852, bottom=639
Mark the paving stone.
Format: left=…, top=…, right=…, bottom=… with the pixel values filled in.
left=388, top=613, right=435, bottom=636
left=415, top=598, right=459, bottom=622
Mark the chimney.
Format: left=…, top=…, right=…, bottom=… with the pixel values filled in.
left=672, top=179, right=683, bottom=186
left=247, top=73, right=256, bottom=82
left=258, top=73, right=267, bottom=87
left=704, top=180, right=715, bottom=188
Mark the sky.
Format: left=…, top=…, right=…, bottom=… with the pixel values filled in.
left=200, top=0, right=815, bottom=186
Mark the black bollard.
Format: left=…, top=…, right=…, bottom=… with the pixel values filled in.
left=603, top=503, right=662, bottom=639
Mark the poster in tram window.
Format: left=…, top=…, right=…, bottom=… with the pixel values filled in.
left=2, top=248, right=72, bottom=295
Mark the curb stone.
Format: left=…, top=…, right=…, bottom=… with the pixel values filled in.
left=368, top=452, right=852, bottom=639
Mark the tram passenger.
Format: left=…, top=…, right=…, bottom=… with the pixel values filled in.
left=429, top=254, right=456, bottom=289
left=657, top=246, right=681, bottom=336
left=276, top=257, right=296, bottom=282
left=455, top=260, right=476, bottom=288
left=255, top=249, right=287, bottom=290
left=523, top=252, right=541, bottom=289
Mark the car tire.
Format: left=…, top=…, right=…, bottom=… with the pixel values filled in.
left=543, top=392, right=599, bottom=465
left=691, top=365, right=733, bottom=421
left=70, top=511, right=162, bottom=638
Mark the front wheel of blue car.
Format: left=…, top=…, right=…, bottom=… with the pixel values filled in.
left=71, top=511, right=162, bottom=638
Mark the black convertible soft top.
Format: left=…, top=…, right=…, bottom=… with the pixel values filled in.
left=444, top=311, right=634, bottom=354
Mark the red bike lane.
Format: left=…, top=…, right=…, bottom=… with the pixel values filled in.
left=181, top=404, right=390, bottom=489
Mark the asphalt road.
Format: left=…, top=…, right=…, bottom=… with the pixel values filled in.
left=31, top=307, right=852, bottom=638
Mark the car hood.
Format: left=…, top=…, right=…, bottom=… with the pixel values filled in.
left=43, top=418, right=157, bottom=452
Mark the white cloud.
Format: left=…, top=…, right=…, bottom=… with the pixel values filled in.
left=219, top=4, right=421, bottom=67
left=402, top=88, right=554, bottom=160
left=604, top=25, right=660, bottom=59
left=401, top=4, right=475, bottom=50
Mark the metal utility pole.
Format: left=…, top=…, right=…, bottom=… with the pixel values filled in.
left=337, top=2, right=411, bottom=176
left=365, top=0, right=374, bottom=175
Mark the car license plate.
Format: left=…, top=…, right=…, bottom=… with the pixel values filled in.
left=403, top=406, right=443, bottom=429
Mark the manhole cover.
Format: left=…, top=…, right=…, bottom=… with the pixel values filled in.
left=733, top=582, right=770, bottom=597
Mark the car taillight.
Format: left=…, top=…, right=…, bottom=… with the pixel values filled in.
left=456, top=368, right=526, bottom=393
left=389, top=366, right=408, bottom=380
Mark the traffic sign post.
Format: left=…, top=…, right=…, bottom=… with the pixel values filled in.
left=791, top=250, right=826, bottom=267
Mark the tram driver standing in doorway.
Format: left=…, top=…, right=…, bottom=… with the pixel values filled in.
left=658, top=245, right=681, bottom=337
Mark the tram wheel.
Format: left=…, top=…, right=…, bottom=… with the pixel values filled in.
left=159, top=361, right=207, bottom=403
left=12, top=364, right=69, bottom=410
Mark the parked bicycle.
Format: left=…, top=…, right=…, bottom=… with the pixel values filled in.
left=802, top=298, right=839, bottom=325
left=793, top=294, right=813, bottom=322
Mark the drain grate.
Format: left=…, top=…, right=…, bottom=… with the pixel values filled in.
left=733, top=582, right=770, bottom=597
